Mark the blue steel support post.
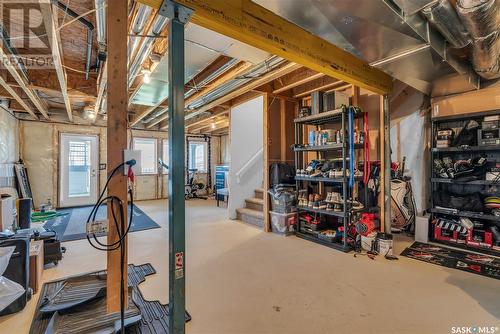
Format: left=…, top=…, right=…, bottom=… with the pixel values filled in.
left=167, top=4, right=188, bottom=333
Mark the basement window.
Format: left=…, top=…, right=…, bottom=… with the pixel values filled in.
left=188, top=142, right=207, bottom=173
left=133, top=137, right=157, bottom=174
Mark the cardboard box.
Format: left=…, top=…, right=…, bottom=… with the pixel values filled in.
left=432, top=86, right=500, bottom=119
left=0, top=194, right=14, bottom=231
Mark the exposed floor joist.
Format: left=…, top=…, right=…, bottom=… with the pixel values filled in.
left=136, top=0, right=392, bottom=94
left=0, top=77, right=38, bottom=120
left=0, top=50, right=50, bottom=119
left=43, top=2, right=73, bottom=122
left=184, top=62, right=301, bottom=121
left=272, top=68, right=324, bottom=94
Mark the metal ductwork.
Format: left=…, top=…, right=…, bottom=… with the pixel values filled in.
left=95, top=0, right=106, bottom=44
left=185, top=56, right=285, bottom=120
left=143, top=58, right=240, bottom=124
left=456, top=0, right=500, bottom=80
left=421, top=0, right=471, bottom=48
left=128, top=15, right=169, bottom=87
left=128, top=4, right=153, bottom=64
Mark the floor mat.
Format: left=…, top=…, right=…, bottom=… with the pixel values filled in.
left=401, top=242, right=500, bottom=280
left=42, top=204, right=161, bottom=242
left=30, top=263, right=191, bottom=334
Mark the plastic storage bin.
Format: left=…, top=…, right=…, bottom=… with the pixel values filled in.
left=270, top=211, right=296, bottom=236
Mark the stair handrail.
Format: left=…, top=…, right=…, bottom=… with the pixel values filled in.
left=235, top=147, right=263, bottom=184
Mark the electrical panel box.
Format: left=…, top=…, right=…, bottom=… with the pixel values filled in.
left=124, top=150, right=141, bottom=175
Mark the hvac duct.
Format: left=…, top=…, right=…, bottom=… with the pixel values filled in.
left=142, top=58, right=241, bottom=124
left=421, top=0, right=471, bottom=48
left=457, top=0, right=500, bottom=79
left=95, top=0, right=106, bottom=43
left=128, top=4, right=153, bottom=64
left=128, top=15, right=169, bottom=87
left=185, top=56, right=285, bottom=120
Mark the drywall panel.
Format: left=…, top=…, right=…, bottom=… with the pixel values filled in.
left=228, top=95, right=264, bottom=219
left=0, top=110, right=19, bottom=164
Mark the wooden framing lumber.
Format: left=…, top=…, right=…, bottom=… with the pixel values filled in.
left=106, top=0, right=128, bottom=313
left=0, top=77, right=38, bottom=119
left=273, top=69, right=324, bottom=94
left=42, top=2, right=73, bottom=121
left=186, top=62, right=301, bottom=119
left=136, top=0, right=393, bottom=94
left=0, top=51, right=49, bottom=119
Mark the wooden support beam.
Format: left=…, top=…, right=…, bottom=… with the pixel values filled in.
left=0, top=51, right=49, bottom=119
left=189, top=118, right=228, bottom=133
left=42, top=2, right=73, bottom=122
left=293, top=77, right=344, bottom=98
left=0, top=77, right=38, bottom=119
left=273, top=68, right=324, bottom=94
left=106, top=0, right=128, bottom=313
left=186, top=62, right=301, bottom=119
left=186, top=109, right=229, bottom=128
left=136, top=0, right=392, bottom=94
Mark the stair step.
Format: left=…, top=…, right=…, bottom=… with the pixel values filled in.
left=254, top=188, right=265, bottom=199
left=236, top=208, right=264, bottom=228
left=245, top=197, right=264, bottom=211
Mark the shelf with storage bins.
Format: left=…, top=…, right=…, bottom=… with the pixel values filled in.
left=293, top=106, right=369, bottom=252
left=430, top=110, right=500, bottom=256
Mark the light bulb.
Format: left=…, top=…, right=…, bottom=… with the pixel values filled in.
left=211, top=122, right=216, bottom=129
left=143, top=71, right=151, bottom=84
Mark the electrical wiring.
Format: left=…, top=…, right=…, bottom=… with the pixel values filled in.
left=86, top=160, right=136, bottom=334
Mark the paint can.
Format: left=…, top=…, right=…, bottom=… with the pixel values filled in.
left=375, top=232, right=393, bottom=256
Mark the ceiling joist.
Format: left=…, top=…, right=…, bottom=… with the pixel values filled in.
left=136, top=0, right=392, bottom=94
left=0, top=50, right=50, bottom=119
left=42, top=2, right=73, bottom=122
left=0, top=76, right=38, bottom=120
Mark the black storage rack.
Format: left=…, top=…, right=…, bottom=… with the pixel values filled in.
left=293, top=107, right=367, bottom=252
left=430, top=110, right=500, bottom=257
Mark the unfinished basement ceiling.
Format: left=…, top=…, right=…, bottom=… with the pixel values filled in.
left=131, top=23, right=270, bottom=107
left=254, top=0, right=487, bottom=95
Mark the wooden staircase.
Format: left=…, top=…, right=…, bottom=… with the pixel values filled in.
left=236, top=188, right=264, bottom=228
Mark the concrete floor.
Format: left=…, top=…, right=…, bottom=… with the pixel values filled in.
left=0, top=199, right=498, bottom=334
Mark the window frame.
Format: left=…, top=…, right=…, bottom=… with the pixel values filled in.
left=132, top=137, right=158, bottom=175
left=188, top=141, right=208, bottom=174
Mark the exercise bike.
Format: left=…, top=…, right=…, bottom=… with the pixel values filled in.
left=185, top=168, right=207, bottom=200
left=158, top=160, right=207, bottom=200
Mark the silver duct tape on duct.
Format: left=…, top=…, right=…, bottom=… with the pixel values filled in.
left=457, top=0, right=500, bottom=79
left=421, top=0, right=471, bottom=48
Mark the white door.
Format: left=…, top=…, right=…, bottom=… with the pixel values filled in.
left=59, top=134, right=99, bottom=207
